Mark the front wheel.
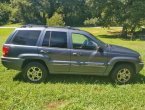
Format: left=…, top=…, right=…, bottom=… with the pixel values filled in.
left=23, top=62, right=48, bottom=83
left=111, top=64, right=135, bottom=84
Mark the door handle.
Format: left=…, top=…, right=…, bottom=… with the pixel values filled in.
left=72, top=52, right=80, bottom=56
left=40, top=50, right=50, bottom=54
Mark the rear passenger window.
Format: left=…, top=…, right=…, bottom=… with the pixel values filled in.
left=42, top=31, right=67, bottom=48
left=50, top=32, right=67, bottom=48
left=12, top=30, right=41, bottom=46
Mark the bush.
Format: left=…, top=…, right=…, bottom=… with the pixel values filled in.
left=9, top=8, right=21, bottom=23
left=84, top=18, right=98, bottom=26
left=0, top=3, right=10, bottom=25
left=47, top=13, right=65, bottom=26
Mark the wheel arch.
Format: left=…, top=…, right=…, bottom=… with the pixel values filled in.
left=109, top=61, right=136, bottom=75
left=21, top=59, right=49, bottom=73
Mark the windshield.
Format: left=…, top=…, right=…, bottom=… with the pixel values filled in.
left=88, top=33, right=107, bottom=47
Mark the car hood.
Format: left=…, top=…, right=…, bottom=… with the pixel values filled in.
left=109, top=44, right=140, bottom=57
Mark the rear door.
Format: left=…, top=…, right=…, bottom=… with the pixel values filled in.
left=70, top=32, right=108, bottom=75
left=38, top=30, right=71, bottom=73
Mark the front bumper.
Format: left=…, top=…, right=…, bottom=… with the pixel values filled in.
left=1, top=57, right=24, bottom=71
left=136, top=62, right=144, bottom=73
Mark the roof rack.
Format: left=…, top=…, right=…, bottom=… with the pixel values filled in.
left=65, top=26, right=80, bottom=30
left=21, top=24, right=48, bottom=28
left=21, top=24, right=80, bottom=30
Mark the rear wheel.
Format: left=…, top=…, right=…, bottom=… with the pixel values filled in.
left=23, top=62, right=48, bottom=83
left=111, top=64, right=134, bottom=84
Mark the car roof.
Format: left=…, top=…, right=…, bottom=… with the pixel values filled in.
left=16, top=24, right=83, bottom=32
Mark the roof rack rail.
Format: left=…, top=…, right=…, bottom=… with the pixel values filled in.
left=64, top=26, right=80, bottom=30
left=21, top=24, right=48, bottom=28
left=21, top=24, right=80, bottom=30
left=65, top=26, right=73, bottom=29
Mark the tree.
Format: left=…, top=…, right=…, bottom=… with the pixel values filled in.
left=0, top=0, right=10, bottom=3
left=51, top=0, right=89, bottom=26
left=85, top=0, right=145, bottom=38
left=1, top=0, right=145, bottom=33
left=10, top=0, right=50, bottom=24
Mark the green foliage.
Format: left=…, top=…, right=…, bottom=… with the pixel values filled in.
left=84, top=18, right=98, bottom=26
left=0, top=3, right=10, bottom=25
left=57, top=0, right=88, bottom=26
left=85, top=0, right=145, bottom=37
left=10, top=0, right=50, bottom=24
left=1, top=0, right=145, bottom=34
left=9, top=8, right=20, bottom=23
left=0, top=0, right=10, bottom=3
left=47, top=13, right=65, bottom=26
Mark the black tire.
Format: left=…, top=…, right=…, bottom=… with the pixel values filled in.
left=23, top=62, right=48, bottom=83
left=111, top=64, right=134, bottom=84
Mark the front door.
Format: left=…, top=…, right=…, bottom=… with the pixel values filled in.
left=39, top=31, right=71, bottom=73
left=70, top=33, right=108, bottom=75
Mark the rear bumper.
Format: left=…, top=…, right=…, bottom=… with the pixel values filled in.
left=136, top=62, right=144, bottom=73
left=1, top=57, right=24, bottom=71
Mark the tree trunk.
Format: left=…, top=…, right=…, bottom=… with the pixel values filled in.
left=131, top=26, right=136, bottom=33
left=42, top=12, right=46, bottom=25
left=121, top=25, right=128, bottom=38
left=130, top=26, right=136, bottom=40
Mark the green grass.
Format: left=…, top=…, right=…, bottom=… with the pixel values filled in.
left=0, top=27, right=145, bottom=110
left=1, top=23, right=22, bottom=27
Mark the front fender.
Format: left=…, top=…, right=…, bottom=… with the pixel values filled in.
left=108, top=57, right=138, bottom=66
left=104, top=57, right=138, bottom=75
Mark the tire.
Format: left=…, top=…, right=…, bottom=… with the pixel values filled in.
left=111, top=64, right=134, bottom=84
left=23, top=62, right=48, bottom=83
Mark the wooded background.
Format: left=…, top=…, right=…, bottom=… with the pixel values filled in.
left=1, top=0, right=145, bottom=37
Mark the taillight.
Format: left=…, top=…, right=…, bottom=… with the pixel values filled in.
left=2, top=46, right=10, bottom=57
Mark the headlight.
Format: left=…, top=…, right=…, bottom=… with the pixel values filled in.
left=139, top=56, right=143, bottom=62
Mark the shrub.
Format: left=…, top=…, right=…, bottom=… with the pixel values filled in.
left=9, top=8, right=21, bottom=23
left=47, top=13, right=65, bottom=26
left=0, top=3, right=10, bottom=25
left=84, top=18, right=98, bottom=26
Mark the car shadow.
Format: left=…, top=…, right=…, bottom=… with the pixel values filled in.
left=13, top=72, right=145, bottom=85
left=13, top=72, right=111, bottom=84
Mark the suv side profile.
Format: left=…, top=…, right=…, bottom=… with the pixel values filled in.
left=1, top=25, right=144, bottom=84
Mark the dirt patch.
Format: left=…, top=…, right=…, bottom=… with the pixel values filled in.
left=46, top=100, right=69, bottom=110
left=107, top=30, right=121, bottom=35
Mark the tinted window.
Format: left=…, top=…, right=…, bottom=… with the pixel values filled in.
left=42, top=31, right=50, bottom=47
left=50, top=31, right=67, bottom=48
left=12, top=30, right=41, bottom=46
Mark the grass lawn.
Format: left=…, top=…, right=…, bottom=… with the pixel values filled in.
left=0, top=23, right=22, bottom=27
left=0, top=27, right=145, bottom=110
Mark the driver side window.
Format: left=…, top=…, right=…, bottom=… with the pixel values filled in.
left=72, top=33, right=97, bottom=50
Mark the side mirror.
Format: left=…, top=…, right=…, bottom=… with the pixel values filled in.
left=82, top=40, right=103, bottom=52
left=82, top=40, right=96, bottom=50
left=97, top=46, right=104, bottom=52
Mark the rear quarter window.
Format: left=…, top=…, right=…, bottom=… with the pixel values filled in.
left=11, top=30, right=41, bottom=46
